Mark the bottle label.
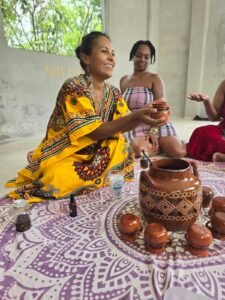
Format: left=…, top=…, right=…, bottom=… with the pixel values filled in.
left=110, top=174, right=124, bottom=199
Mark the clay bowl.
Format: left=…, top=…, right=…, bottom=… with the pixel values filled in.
left=144, top=223, right=168, bottom=254
left=209, top=196, right=225, bottom=216
left=118, top=213, right=141, bottom=241
left=151, top=102, right=170, bottom=122
left=202, top=186, right=214, bottom=208
left=185, top=224, right=212, bottom=257
left=152, top=102, right=169, bottom=111
left=151, top=111, right=170, bottom=122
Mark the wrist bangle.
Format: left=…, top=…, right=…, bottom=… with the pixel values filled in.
left=149, top=127, right=159, bottom=135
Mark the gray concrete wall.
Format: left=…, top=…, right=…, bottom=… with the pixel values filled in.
left=184, top=0, right=225, bottom=118
left=0, top=0, right=225, bottom=142
left=158, top=0, right=192, bottom=117
left=0, top=8, right=81, bottom=142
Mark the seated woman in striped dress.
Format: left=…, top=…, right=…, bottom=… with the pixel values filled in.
left=120, top=40, right=186, bottom=158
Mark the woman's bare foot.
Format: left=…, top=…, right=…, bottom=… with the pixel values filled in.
left=212, top=152, right=225, bottom=162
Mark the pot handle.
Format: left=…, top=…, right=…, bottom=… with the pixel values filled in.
left=140, top=170, right=154, bottom=186
left=190, top=161, right=199, bottom=177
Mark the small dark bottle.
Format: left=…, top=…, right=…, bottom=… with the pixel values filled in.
left=13, top=199, right=31, bottom=232
left=69, top=194, right=77, bottom=217
left=15, top=214, right=31, bottom=232
left=140, top=155, right=149, bottom=169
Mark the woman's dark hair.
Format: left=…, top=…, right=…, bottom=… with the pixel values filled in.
left=129, top=40, right=156, bottom=64
left=75, top=31, right=110, bottom=71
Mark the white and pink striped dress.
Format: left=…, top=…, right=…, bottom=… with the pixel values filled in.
left=123, top=87, right=177, bottom=141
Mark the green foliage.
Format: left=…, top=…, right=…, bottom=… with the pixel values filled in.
left=0, top=0, right=103, bottom=55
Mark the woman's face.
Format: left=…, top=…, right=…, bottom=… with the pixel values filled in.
left=84, top=36, right=115, bottom=81
left=133, top=44, right=151, bottom=72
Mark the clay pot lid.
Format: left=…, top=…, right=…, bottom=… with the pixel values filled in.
left=152, top=102, right=169, bottom=111
left=211, top=212, right=225, bottom=234
left=144, top=223, right=168, bottom=245
left=210, top=196, right=225, bottom=213
left=151, top=110, right=170, bottom=122
left=185, top=224, right=212, bottom=248
left=202, top=186, right=214, bottom=208
left=118, top=213, right=141, bottom=235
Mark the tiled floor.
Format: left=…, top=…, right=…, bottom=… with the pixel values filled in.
left=0, top=118, right=211, bottom=198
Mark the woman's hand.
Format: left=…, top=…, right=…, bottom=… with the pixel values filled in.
left=187, top=93, right=210, bottom=102
left=148, top=133, right=159, bottom=154
left=90, top=105, right=166, bottom=141
left=133, top=107, right=166, bottom=127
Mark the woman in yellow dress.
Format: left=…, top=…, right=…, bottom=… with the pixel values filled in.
left=6, top=31, right=165, bottom=202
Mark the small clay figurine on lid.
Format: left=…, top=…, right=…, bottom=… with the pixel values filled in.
left=144, top=223, right=168, bottom=254
left=185, top=224, right=212, bottom=257
left=118, top=213, right=142, bottom=242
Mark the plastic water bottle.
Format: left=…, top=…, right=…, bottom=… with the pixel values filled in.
left=109, top=172, right=124, bottom=199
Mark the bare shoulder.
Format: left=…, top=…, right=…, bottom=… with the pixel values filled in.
left=120, top=74, right=130, bottom=92
left=148, top=72, right=163, bottom=82
left=145, top=73, right=164, bottom=90
left=120, top=74, right=129, bottom=84
left=214, top=79, right=225, bottom=97
left=218, top=79, right=225, bottom=90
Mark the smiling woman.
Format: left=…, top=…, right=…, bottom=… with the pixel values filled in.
left=5, top=31, right=166, bottom=202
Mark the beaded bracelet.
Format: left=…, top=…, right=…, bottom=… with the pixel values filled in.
left=149, top=127, right=159, bottom=135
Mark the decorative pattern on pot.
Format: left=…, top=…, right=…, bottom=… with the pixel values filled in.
left=139, top=158, right=202, bottom=231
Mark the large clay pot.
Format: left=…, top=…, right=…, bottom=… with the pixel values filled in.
left=139, top=158, right=202, bottom=231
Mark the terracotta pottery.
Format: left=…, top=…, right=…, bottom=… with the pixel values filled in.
left=209, top=196, right=225, bottom=216
left=118, top=213, right=141, bottom=241
left=152, top=102, right=169, bottom=111
left=185, top=224, right=212, bottom=257
left=139, top=158, right=202, bottom=231
left=211, top=212, right=225, bottom=234
left=202, top=186, right=214, bottom=208
left=118, top=213, right=141, bottom=234
left=144, top=223, right=168, bottom=254
left=151, top=102, right=170, bottom=122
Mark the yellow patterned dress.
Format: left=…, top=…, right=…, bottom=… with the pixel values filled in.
left=6, top=74, right=134, bottom=202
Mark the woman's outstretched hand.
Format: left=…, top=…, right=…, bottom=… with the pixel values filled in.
left=133, top=106, right=167, bottom=127
left=187, top=93, right=210, bottom=102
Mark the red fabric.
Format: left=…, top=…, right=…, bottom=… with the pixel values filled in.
left=187, top=125, right=225, bottom=161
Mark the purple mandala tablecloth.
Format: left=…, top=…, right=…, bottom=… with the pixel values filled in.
left=0, top=161, right=225, bottom=300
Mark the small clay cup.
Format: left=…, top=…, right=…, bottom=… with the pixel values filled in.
left=210, top=212, right=225, bottom=234
left=118, top=213, right=141, bottom=242
left=185, top=224, right=212, bottom=257
left=202, top=186, right=214, bottom=208
left=144, top=223, right=168, bottom=254
left=151, top=111, right=170, bottom=122
left=209, top=196, right=225, bottom=216
left=151, top=102, right=170, bottom=122
left=152, top=102, right=169, bottom=111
